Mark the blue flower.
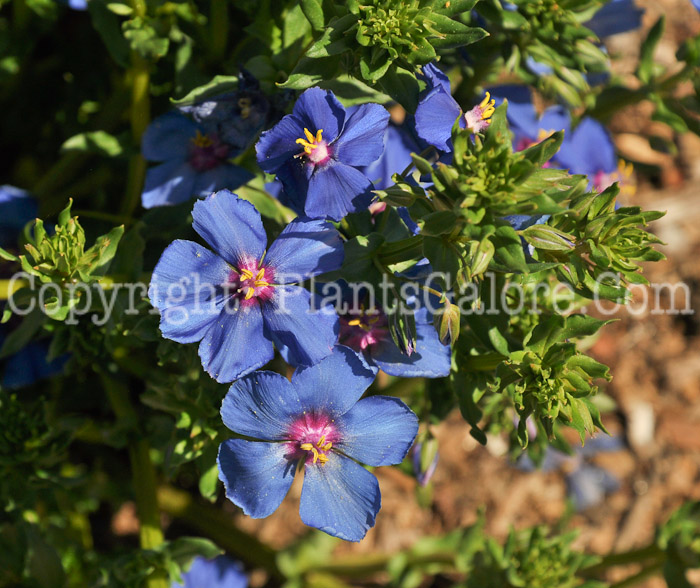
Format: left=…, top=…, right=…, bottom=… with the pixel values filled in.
left=149, top=190, right=343, bottom=383
left=694, top=0, right=700, bottom=11
left=586, top=0, right=644, bottom=38
left=0, top=185, right=37, bottom=248
left=217, top=347, right=419, bottom=542
left=557, top=117, right=635, bottom=196
left=339, top=305, right=451, bottom=378
left=415, top=63, right=495, bottom=153
left=180, top=72, right=275, bottom=155
left=141, top=111, right=253, bottom=208
left=256, top=87, right=389, bottom=221
left=172, top=555, right=247, bottom=588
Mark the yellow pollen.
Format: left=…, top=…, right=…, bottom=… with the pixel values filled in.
left=347, top=318, right=362, bottom=326
left=479, top=92, right=496, bottom=120
left=537, top=128, right=555, bottom=142
left=240, top=268, right=254, bottom=280
left=296, top=128, right=324, bottom=155
left=192, top=129, right=213, bottom=148
left=616, top=159, right=636, bottom=197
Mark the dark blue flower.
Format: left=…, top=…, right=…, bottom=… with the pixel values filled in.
left=179, top=72, right=274, bottom=155
left=256, top=87, right=389, bottom=221
left=557, top=117, right=635, bottom=196
left=217, top=347, right=419, bottom=541
left=172, top=555, right=247, bottom=588
left=414, top=72, right=495, bottom=152
left=149, top=190, right=343, bottom=382
left=141, top=111, right=253, bottom=208
left=694, top=0, right=700, bottom=11
left=586, top=0, right=644, bottom=38
left=0, top=185, right=37, bottom=248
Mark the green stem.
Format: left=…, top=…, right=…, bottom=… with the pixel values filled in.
left=101, top=373, right=168, bottom=588
left=121, top=0, right=151, bottom=218
left=157, top=485, right=282, bottom=579
left=608, top=562, right=665, bottom=588
left=209, top=0, right=229, bottom=63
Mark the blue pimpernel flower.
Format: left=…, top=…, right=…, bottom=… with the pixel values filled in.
left=179, top=72, right=275, bottom=155
left=586, top=0, right=644, bottom=38
left=338, top=303, right=451, bottom=378
left=141, top=110, right=254, bottom=209
left=694, top=0, right=700, bottom=11
left=149, top=190, right=343, bottom=383
left=414, top=62, right=495, bottom=153
left=173, top=555, right=247, bottom=588
left=557, top=117, right=635, bottom=196
left=256, top=87, right=390, bottom=221
left=217, top=346, right=419, bottom=542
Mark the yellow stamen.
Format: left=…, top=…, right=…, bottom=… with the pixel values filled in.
left=244, top=287, right=255, bottom=300
left=300, top=443, right=313, bottom=451
left=317, top=453, right=329, bottom=464
left=192, top=129, right=213, bottom=148
left=347, top=318, right=362, bottom=326
left=300, top=437, right=332, bottom=465
left=296, top=128, right=324, bottom=155
left=240, top=268, right=254, bottom=280
left=479, top=92, right=496, bottom=120
left=617, top=159, right=636, bottom=197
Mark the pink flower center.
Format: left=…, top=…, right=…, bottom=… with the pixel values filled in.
left=226, top=259, right=275, bottom=306
left=286, top=413, right=338, bottom=466
left=188, top=130, right=231, bottom=172
left=296, top=127, right=332, bottom=166
left=339, top=309, right=389, bottom=352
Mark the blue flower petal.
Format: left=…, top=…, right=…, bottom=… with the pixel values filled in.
left=265, top=218, right=343, bottom=282
left=306, top=160, right=374, bottom=221
left=558, top=117, right=616, bottom=176
left=415, top=86, right=463, bottom=152
left=334, top=103, right=389, bottom=167
left=489, top=85, right=540, bottom=140
left=256, top=114, right=306, bottom=174
left=586, top=0, right=643, bottom=37
left=191, top=164, right=254, bottom=196
left=175, top=556, right=248, bottom=588
left=361, top=125, right=418, bottom=190
left=192, top=191, right=267, bottom=267
left=299, top=454, right=380, bottom=542
left=539, top=105, right=571, bottom=137
left=371, top=308, right=451, bottom=378
left=218, top=439, right=297, bottom=518
left=221, top=371, right=301, bottom=440
left=290, top=346, right=375, bottom=418
left=142, top=160, right=198, bottom=208
left=292, top=87, right=345, bottom=143
left=199, top=302, right=273, bottom=382
left=336, top=396, right=418, bottom=466
left=567, top=463, right=619, bottom=511
left=261, top=286, right=338, bottom=367
left=149, top=239, right=231, bottom=343
left=420, top=62, right=452, bottom=95
left=142, top=111, right=198, bottom=162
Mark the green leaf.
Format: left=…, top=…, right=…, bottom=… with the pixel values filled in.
left=122, top=17, right=170, bottom=61
left=0, top=309, right=45, bottom=359
left=300, top=0, right=325, bottom=30
left=423, top=236, right=461, bottom=278
left=378, top=65, right=420, bottom=112
left=521, top=225, right=575, bottom=251
left=279, top=55, right=341, bottom=90
left=88, top=0, right=130, bottom=68
left=61, top=130, right=128, bottom=157
left=341, top=234, right=385, bottom=283
left=637, top=16, right=665, bottom=84
left=491, top=225, right=528, bottom=273
left=171, top=75, right=238, bottom=105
